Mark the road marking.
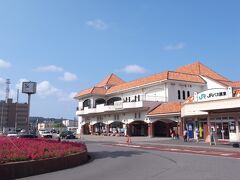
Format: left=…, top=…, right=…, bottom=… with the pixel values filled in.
left=220, top=153, right=233, bottom=156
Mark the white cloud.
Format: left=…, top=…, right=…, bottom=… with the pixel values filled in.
left=0, top=59, right=11, bottom=68
left=68, top=92, right=77, bottom=99
left=31, top=80, right=75, bottom=102
left=120, top=64, right=147, bottom=74
left=15, top=78, right=29, bottom=90
left=37, top=81, right=60, bottom=97
left=60, top=72, right=78, bottom=81
left=0, top=77, right=5, bottom=85
left=163, top=42, right=186, bottom=51
left=58, top=92, right=77, bottom=102
left=86, top=19, right=107, bottom=30
left=35, top=65, right=63, bottom=72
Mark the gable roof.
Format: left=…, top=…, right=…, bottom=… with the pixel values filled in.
left=218, top=80, right=240, bottom=88
left=74, top=74, right=124, bottom=98
left=74, top=87, right=107, bottom=98
left=96, top=73, right=125, bottom=87
left=176, top=61, right=229, bottom=81
left=147, top=102, right=181, bottom=116
left=106, top=71, right=205, bottom=94
left=75, top=61, right=239, bottom=99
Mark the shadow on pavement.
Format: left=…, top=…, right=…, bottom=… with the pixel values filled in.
left=89, top=150, right=147, bottom=160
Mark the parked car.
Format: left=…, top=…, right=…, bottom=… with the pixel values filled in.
left=7, top=131, right=18, bottom=137
left=60, top=131, right=76, bottom=139
left=40, top=131, right=53, bottom=138
left=18, top=134, right=38, bottom=138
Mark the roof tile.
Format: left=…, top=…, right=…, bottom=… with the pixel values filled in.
left=147, top=102, right=181, bottom=115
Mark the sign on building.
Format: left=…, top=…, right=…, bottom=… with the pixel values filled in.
left=194, top=87, right=232, bottom=102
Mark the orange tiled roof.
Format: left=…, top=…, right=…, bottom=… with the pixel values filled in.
left=75, top=61, right=239, bottom=99
left=168, top=71, right=205, bottom=83
left=176, top=61, right=229, bottom=81
left=74, top=74, right=124, bottom=98
left=106, top=71, right=205, bottom=94
left=96, top=73, right=125, bottom=87
left=106, top=71, right=168, bottom=94
left=218, top=80, right=240, bottom=88
left=74, top=87, right=106, bottom=98
left=147, top=102, right=181, bottom=115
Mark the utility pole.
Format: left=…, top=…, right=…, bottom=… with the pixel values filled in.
left=5, top=79, right=10, bottom=103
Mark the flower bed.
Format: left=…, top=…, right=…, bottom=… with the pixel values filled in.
left=0, top=136, right=87, bottom=164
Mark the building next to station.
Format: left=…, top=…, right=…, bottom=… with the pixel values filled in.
left=74, top=61, right=240, bottom=143
left=0, top=98, right=29, bottom=133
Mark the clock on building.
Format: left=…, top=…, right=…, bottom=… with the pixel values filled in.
left=22, top=82, right=37, bottom=94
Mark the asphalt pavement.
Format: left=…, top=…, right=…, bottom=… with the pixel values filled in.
left=19, top=135, right=240, bottom=180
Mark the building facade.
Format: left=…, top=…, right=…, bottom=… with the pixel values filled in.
left=75, top=62, right=240, bottom=142
left=0, top=98, right=29, bottom=132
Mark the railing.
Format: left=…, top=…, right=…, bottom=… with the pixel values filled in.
left=76, top=100, right=162, bottom=116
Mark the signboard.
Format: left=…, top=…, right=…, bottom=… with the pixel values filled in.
left=22, top=82, right=37, bottom=94
left=194, top=87, right=232, bottom=102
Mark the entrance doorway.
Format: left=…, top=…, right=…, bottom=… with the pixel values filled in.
left=131, top=121, right=148, bottom=136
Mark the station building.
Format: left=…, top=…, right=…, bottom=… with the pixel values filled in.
left=75, top=62, right=240, bottom=142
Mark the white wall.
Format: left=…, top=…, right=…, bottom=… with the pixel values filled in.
left=167, top=82, right=204, bottom=102
left=201, top=76, right=226, bottom=90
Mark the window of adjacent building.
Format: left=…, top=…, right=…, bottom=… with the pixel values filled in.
left=178, top=90, right=181, bottom=99
left=182, top=90, right=186, bottom=100
left=138, top=95, right=140, bottom=101
left=128, top=97, right=131, bottom=102
left=114, top=114, right=119, bottom=120
left=187, top=91, right=190, bottom=98
left=135, top=96, right=137, bottom=102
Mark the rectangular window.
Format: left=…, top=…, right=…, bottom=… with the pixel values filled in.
left=114, top=114, right=119, bottom=120
left=134, top=113, right=137, bottom=119
left=138, top=112, right=141, bottom=118
left=178, top=90, right=181, bottom=99
left=138, top=95, right=140, bottom=101
left=182, top=91, right=186, bottom=100
left=187, top=91, right=190, bottom=97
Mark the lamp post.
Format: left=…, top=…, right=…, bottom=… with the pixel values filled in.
left=22, top=81, right=37, bottom=134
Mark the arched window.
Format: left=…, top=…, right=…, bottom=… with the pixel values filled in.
left=107, top=97, right=122, bottom=105
left=83, top=99, right=91, bottom=108
left=95, top=98, right=106, bottom=106
left=187, top=91, right=190, bottom=98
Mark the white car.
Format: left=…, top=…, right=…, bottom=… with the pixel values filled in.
left=40, top=131, right=52, bottom=138
left=7, top=131, right=18, bottom=137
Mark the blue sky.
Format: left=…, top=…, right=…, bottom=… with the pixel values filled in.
left=0, top=0, right=240, bottom=119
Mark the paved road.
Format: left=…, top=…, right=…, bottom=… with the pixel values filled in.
left=20, top=138, right=240, bottom=180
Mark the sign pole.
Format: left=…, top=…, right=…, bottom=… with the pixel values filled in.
left=26, top=94, right=31, bottom=134
left=22, top=81, right=36, bottom=134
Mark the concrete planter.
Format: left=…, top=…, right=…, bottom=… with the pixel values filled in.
left=0, top=151, right=88, bottom=180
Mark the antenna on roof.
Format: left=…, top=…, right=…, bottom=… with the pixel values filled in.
left=5, top=79, right=10, bottom=102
